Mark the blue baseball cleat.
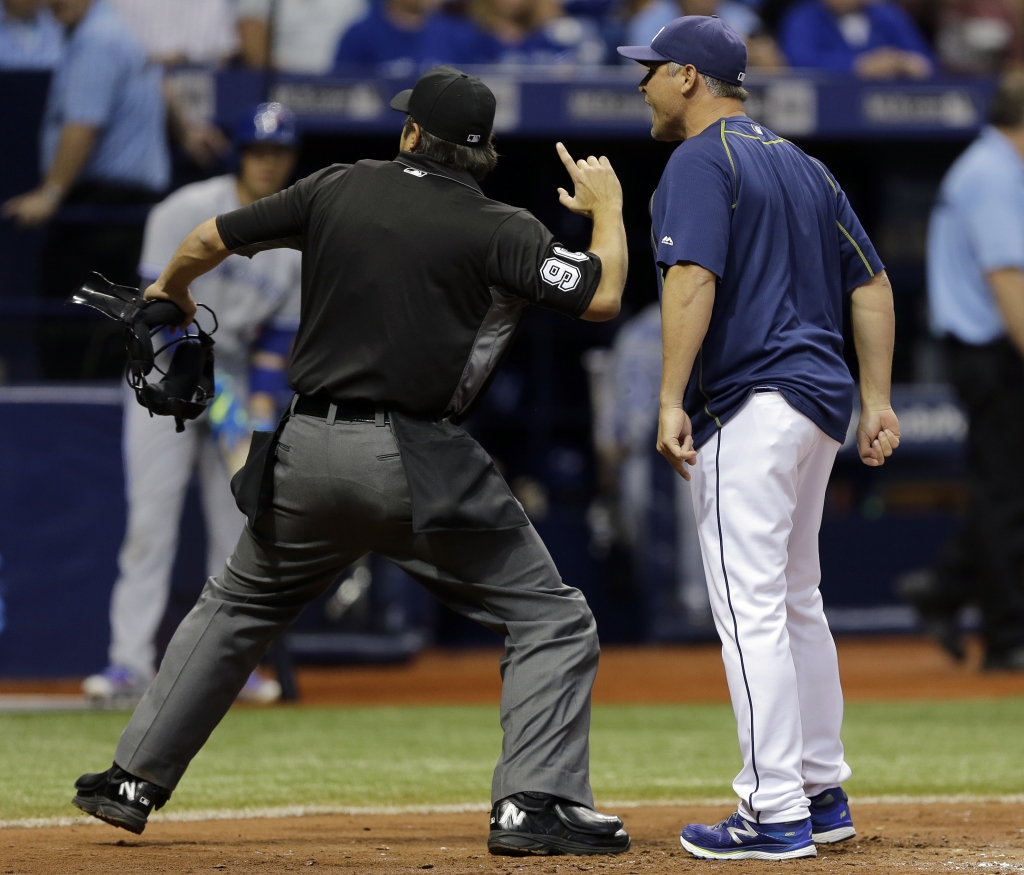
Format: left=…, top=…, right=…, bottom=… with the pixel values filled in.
left=808, top=787, right=856, bottom=843
left=679, top=811, right=817, bottom=860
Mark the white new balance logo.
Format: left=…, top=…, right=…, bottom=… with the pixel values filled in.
left=119, top=781, right=137, bottom=802
left=727, top=818, right=759, bottom=844
left=661, top=236, right=673, bottom=245
left=498, top=803, right=527, bottom=829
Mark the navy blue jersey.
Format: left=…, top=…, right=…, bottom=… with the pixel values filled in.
left=651, top=115, right=882, bottom=449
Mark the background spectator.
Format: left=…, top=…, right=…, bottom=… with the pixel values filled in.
left=904, top=72, right=1024, bottom=671
left=332, top=0, right=479, bottom=73
left=103, top=0, right=234, bottom=171
left=469, top=0, right=607, bottom=65
left=780, top=0, right=934, bottom=78
left=1, top=0, right=169, bottom=377
left=627, top=1, right=786, bottom=68
left=237, top=0, right=368, bottom=72
left=628, top=0, right=759, bottom=47
left=107, top=0, right=238, bottom=66
left=586, top=302, right=711, bottom=631
left=0, top=0, right=61, bottom=69
left=935, top=0, right=1024, bottom=74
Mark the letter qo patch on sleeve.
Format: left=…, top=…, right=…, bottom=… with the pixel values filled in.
left=540, top=258, right=582, bottom=291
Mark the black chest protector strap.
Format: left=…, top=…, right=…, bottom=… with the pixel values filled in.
left=68, top=272, right=217, bottom=432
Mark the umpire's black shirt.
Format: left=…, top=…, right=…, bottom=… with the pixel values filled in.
left=216, top=151, right=602, bottom=420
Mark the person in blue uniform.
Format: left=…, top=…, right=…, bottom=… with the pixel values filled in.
left=0, top=0, right=62, bottom=69
left=332, top=0, right=478, bottom=70
left=902, top=73, right=1024, bottom=672
left=780, top=0, right=932, bottom=78
left=2, top=0, right=169, bottom=377
left=619, top=15, right=899, bottom=861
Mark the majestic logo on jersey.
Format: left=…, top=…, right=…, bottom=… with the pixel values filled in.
left=661, top=236, right=674, bottom=245
left=467, top=134, right=481, bottom=143
left=403, top=167, right=427, bottom=177
left=752, top=124, right=763, bottom=135
left=540, top=258, right=582, bottom=291
left=727, top=818, right=759, bottom=844
left=498, top=803, right=527, bottom=829
left=553, top=246, right=589, bottom=262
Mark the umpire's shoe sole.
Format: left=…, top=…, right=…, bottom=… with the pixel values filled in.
left=71, top=795, right=148, bottom=834
left=71, top=765, right=170, bottom=835
left=487, top=793, right=631, bottom=857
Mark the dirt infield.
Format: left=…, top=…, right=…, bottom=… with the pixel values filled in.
left=4, top=637, right=1024, bottom=705
left=4, top=802, right=1023, bottom=874
left=289, top=636, right=1024, bottom=706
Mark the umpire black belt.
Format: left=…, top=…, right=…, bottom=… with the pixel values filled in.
left=294, top=395, right=389, bottom=425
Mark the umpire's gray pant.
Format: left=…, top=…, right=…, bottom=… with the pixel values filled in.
left=114, top=412, right=600, bottom=808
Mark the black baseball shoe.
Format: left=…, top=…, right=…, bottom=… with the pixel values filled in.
left=982, top=646, right=1024, bottom=672
left=488, top=792, right=631, bottom=856
left=71, top=765, right=170, bottom=834
left=895, top=570, right=965, bottom=661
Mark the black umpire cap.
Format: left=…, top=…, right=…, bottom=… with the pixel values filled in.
left=390, top=66, right=496, bottom=148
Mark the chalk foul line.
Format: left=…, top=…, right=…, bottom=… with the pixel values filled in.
left=4, top=794, right=1024, bottom=830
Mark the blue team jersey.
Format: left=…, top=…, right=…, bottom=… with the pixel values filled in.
left=779, top=0, right=932, bottom=72
left=651, top=115, right=882, bottom=449
left=332, top=9, right=479, bottom=70
left=0, top=5, right=62, bottom=70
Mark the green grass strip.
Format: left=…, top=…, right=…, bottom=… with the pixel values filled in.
left=3, top=700, right=1023, bottom=821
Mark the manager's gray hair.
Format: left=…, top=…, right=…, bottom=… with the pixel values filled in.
left=666, top=61, right=749, bottom=101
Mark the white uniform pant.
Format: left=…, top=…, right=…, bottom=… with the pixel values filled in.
left=109, top=390, right=244, bottom=677
left=690, top=391, right=851, bottom=823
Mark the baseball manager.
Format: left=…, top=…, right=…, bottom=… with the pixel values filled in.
left=619, top=17, right=900, bottom=861
left=70, top=66, right=633, bottom=857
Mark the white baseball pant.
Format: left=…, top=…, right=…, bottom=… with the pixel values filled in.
left=689, top=390, right=851, bottom=823
left=108, top=387, right=244, bottom=677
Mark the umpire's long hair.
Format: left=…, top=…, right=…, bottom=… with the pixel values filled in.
left=403, top=116, right=499, bottom=182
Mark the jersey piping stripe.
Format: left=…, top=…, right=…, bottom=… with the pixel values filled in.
left=810, top=159, right=876, bottom=276
left=810, top=159, right=838, bottom=195
left=724, top=130, right=785, bottom=146
left=837, top=221, right=875, bottom=277
left=715, top=429, right=760, bottom=819
left=698, top=346, right=722, bottom=428
left=720, top=120, right=738, bottom=210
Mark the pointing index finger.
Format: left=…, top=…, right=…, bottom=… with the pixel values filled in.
left=556, top=142, right=581, bottom=181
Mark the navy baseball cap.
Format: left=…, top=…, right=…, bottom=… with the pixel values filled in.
left=390, top=66, right=495, bottom=149
left=618, top=16, right=748, bottom=87
left=234, top=102, right=298, bottom=149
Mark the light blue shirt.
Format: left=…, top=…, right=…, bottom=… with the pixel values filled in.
left=41, top=0, right=169, bottom=192
left=627, top=0, right=761, bottom=47
left=0, top=6, right=62, bottom=69
left=928, top=126, right=1024, bottom=344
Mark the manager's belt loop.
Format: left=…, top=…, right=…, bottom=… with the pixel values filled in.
left=375, top=408, right=386, bottom=428
left=327, top=402, right=338, bottom=426
left=289, top=394, right=299, bottom=414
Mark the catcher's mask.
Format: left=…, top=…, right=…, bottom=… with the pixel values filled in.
left=68, top=273, right=218, bottom=433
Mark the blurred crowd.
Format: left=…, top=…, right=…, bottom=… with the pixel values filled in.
left=3, top=0, right=1024, bottom=78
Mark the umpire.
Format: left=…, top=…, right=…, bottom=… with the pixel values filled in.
left=71, top=66, right=632, bottom=857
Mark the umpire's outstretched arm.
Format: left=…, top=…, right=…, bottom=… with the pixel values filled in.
left=142, top=217, right=230, bottom=328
